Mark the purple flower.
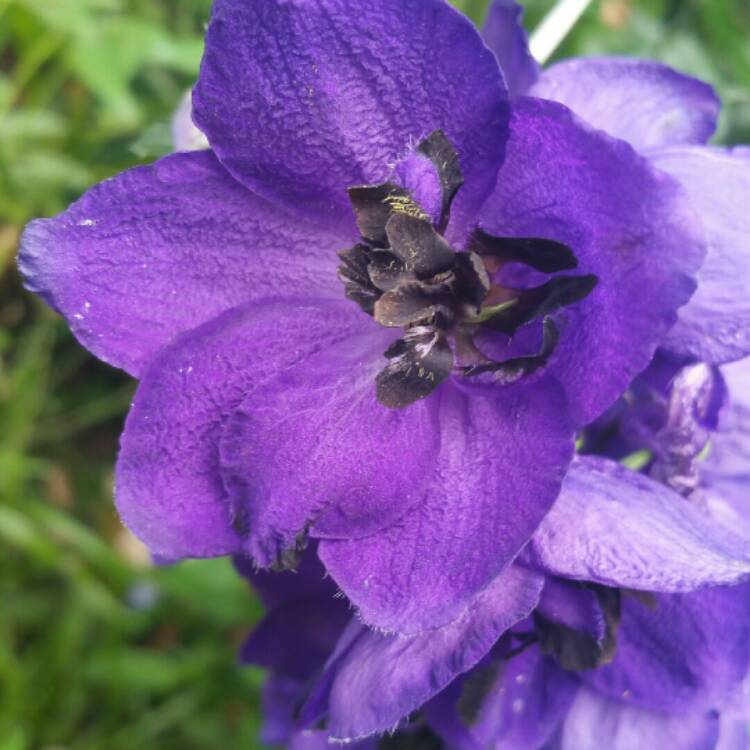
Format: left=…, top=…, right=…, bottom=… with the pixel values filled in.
left=17, top=0, right=711, bottom=640
left=14, top=0, right=750, bottom=748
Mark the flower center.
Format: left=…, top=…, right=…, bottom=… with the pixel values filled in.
left=339, top=131, right=598, bottom=409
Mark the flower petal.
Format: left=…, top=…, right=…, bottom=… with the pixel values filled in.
left=716, top=718, right=750, bottom=750
left=319, top=377, right=574, bottom=634
left=115, top=298, right=367, bottom=560
left=240, top=596, right=350, bottom=681
left=654, top=147, right=750, bottom=364
left=307, top=564, right=544, bottom=741
left=537, top=577, right=605, bottom=641
left=621, top=358, right=727, bottom=495
left=481, top=0, right=539, bottom=97
left=557, top=687, right=720, bottom=750
left=425, top=645, right=577, bottom=750
left=193, top=0, right=509, bottom=236
left=234, top=545, right=335, bottom=610
left=581, top=585, right=750, bottom=714
left=18, top=151, right=349, bottom=376
left=261, top=676, right=307, bottom=746
left=529, top=58, right=719, bottom=151
left=218, top=325, right=442, bottom=567
left=477, top=97, right=704, bottom=426
left=702, top=356, right=750, bottom=534
left=527, top=456, right=750, bottom=591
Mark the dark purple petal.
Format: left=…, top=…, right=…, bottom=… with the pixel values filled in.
left=240, top=595, right=350, bottom=680
left=260, top=675, right=307, bottom=746
left=425, top=645, right=577, bottom=750
left=193, top=0, right=509, bottom=238
left=654, top=147, right=750, bottom=364
left=537, top=577, right=604, bottom=641
left=319, top=377, right=574, bottom=634
left=582, top=585, right=750, bottom=714
left=477, top=97, right=703, bottom=426
left=481, top=0, right=539, bottom=97
left=218, top=324, right=441, bottom=567
left=557, top=688, right=720, bottom=750
left=115, top=298, right=367, bottom=560
left=307, top=564, right=544, bottom=741
left=233, top=545, right=336, bottom=610
left=528, top=456, right=750, bottom=591
left=18, top=151, right=350, bottom=376
left=529, top=58, right=719, bottom=150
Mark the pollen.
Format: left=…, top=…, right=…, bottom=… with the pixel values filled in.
left=383, top=193, right=428, bottom=220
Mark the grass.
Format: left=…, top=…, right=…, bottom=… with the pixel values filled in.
left=1, top=1, right=749, bottom=747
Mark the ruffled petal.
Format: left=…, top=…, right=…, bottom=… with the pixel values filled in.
left=115, top=298, right=368, bottom=560
left=306, top=564, right=544, bottom=741
left=425, top=645, right=577, bottom=750
left=193, top=0, right=509, bottom=233
left=529, top=58, right=719, bottom=151
left=557, top=688, right=720, bottom=750
left=218, top=326, right=441, bottom=567
left=528, top=456, right=750, bottom=591
left=319, top=377, right=574, bottom=634
left=654, top=147, right=750, bottom=364
left=481, top=0, right=539, bottom=97
left=18, top=151, right=349, bottom=376
left=476, top=97, right=703, bottom=426
left=582, top=585, right=750, bottom=715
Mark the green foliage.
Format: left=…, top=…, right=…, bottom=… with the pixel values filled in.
left=1, top=1, right=748, bottom=748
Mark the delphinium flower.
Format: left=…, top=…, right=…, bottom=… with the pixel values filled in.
left=16, top=0, right=750, bottom=746
left=227, top=4, right=750, bottom=748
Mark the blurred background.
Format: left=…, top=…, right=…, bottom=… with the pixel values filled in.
left=1, top=0, right=749, bottom=748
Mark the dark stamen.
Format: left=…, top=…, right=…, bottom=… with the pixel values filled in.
left=461, top=317, right=559, bottom=384
left=376, top=327, right=454, bottom=408
left=348, top=182, right=413, bottom=246
left=535, top=585, right=621, bottom=671
left=470, top=228, right=578, bottom=273
left=481, top=274, right=598, bottom=334
left=385, top=213, right=455, bottom=278
left=338, top=132, right=595, bottom=409
left=367, top=250, right=408, bottom=292
left=374, top=279, right=455, bottom=328
left=417, top=129, right=464, bottom=233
